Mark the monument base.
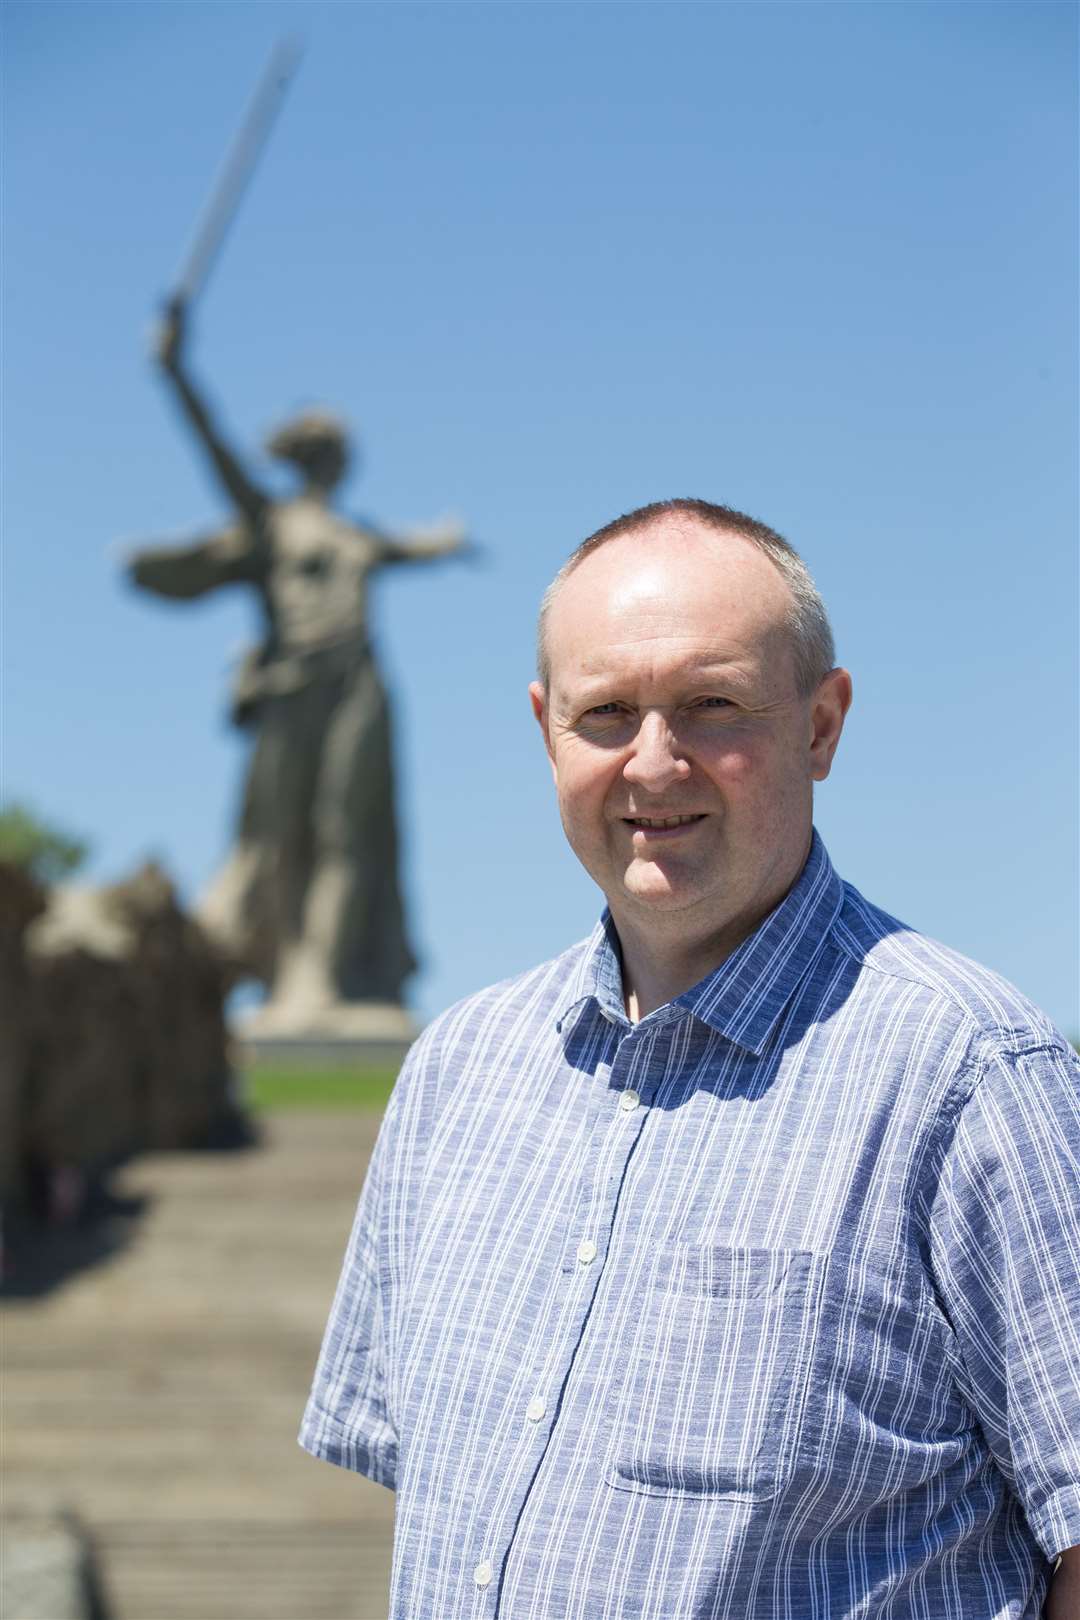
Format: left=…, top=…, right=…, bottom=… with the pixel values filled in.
left=233, top=999, right=418, bottom=1070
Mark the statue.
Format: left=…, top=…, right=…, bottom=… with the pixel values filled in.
left=126, top=303, right=470, bottom=1035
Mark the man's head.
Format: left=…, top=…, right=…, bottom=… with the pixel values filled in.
left=537, top=498, right=835, bottom=699
left=529, top=499, right=851, bottom=964
left=264, top=410, right=351, bottom=491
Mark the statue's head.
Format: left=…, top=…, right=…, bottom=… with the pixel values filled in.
left=265, top=410, right=351, bottom=490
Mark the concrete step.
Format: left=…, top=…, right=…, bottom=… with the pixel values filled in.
left=3, top=1110, right=395, bottom=1620
left=93, top=1520, right=392, bottom=1620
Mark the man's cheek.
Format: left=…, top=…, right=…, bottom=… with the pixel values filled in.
left=709, top=742, right=761, bottom=787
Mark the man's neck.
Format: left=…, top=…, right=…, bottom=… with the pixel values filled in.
left=612, top=848, right=812, bottom=1022
left=618, top=927, right=738, bottom=1022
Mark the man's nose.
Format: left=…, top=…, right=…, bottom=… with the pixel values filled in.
left=622, top=711, right=691, bottom=792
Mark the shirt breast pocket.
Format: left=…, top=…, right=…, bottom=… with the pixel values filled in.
left=603, top=1245, right=826, bottom=1503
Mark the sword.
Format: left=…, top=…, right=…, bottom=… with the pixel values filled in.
left=170, top=35, right=303, bottom=312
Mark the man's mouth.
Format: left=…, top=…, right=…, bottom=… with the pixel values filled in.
left=622, top=814, right=706, bottom=830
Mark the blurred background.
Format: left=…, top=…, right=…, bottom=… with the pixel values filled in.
left=3, top=3, right=1077, bottom=1617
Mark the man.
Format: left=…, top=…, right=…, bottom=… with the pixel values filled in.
left=301, top=499, right=1080, bottom=1617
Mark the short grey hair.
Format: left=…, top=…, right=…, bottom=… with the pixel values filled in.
left=536, top=497, right=836, bottom=698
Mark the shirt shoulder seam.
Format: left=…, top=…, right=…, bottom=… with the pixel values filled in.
left=828, top=912, right=1061, bottom=1066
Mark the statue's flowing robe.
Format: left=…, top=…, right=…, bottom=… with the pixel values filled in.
left=130, top=513, right=415, bottom=1001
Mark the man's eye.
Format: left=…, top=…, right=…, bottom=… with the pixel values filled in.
left=586, top=702, right=622, bottom=716
left=693, top=697, right=733, bottom=710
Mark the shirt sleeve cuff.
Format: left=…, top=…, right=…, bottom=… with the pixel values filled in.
left=1026, top=1483, right=1080, bottom=1562
left=297, top=1403, right=397, bottom=1492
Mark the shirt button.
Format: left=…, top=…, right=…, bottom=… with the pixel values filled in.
left=619, top=1088, right=640, bottom=1111
left=474, top=1560, right=493, bottom=1588
left=525, top=1395, right=546, bottom=1421
left=576, top=1238, right=597, bottom=1264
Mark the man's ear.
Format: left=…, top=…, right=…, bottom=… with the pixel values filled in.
left=809, top=668, right=852, bottom=782
left=529, top=681, right=557, bottom=771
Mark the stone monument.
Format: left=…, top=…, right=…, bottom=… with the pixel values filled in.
left=127, top=303, right=469, bottom=1041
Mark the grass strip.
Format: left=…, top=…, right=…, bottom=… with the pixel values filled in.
left=243, top=1066, right=399, bottom=1111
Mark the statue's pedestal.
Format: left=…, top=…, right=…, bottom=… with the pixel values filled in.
left=233, top=1000, right=418, bottom=1070
left=0, top=1512, right=102, bottom=1620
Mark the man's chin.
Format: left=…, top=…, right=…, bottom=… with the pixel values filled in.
left=618, top=864, right=707, bottom=913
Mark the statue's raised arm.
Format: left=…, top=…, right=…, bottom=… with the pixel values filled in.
left=156, top=300, right=269, bottom=525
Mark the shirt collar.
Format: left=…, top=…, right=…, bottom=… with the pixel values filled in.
left=554, top=829, right=844, bottom=1055
left=554, top=911, right=628, bottom=1035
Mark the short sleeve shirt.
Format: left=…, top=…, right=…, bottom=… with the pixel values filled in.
left=300, top=832, right=1080, bottom=1619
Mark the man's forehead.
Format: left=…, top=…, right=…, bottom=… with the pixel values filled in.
left=569, top=640, right=756, bottom=677
left=551, top=523, right=792, bottom=638
left=549, top=639, right=784, bottom=711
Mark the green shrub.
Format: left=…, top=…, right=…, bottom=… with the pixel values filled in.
left=0, top=802, right=88, bottom=885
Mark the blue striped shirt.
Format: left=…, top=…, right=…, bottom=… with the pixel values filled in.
left=300, top=832, right=1080, bottom=1618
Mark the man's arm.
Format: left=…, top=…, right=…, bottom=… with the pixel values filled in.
left=298, top=1078, right=402, bottom=1488
left=1046, top=1546, right=1080, bottom=1619
left=926, top=1040, right=1080, bottom=1577
left=156, top=302, right=268, bottom=524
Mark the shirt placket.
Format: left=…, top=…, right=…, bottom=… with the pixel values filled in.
left=466, top=1014, right=669, bottom=1616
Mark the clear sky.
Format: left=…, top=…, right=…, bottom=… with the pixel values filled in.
left=4, top=2, right=1077, bottom=1033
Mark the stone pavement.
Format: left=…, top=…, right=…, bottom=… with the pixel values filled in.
left=3, top=1111, right=395, bottom=1620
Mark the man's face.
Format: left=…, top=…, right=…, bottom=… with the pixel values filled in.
left=530, top=519, right=850, bottom=956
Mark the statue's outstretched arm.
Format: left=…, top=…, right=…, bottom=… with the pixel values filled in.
left=125, top=522, right=260, bottom=600
left=156, top=302, right=268, bottom=525
left=376, top=514, right=476, bottom=565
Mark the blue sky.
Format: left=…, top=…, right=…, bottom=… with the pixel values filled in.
left=4, top=2, right=1077, bottom=1032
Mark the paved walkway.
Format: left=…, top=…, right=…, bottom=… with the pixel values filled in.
left=4, top=1112, right=395, bottom=1620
